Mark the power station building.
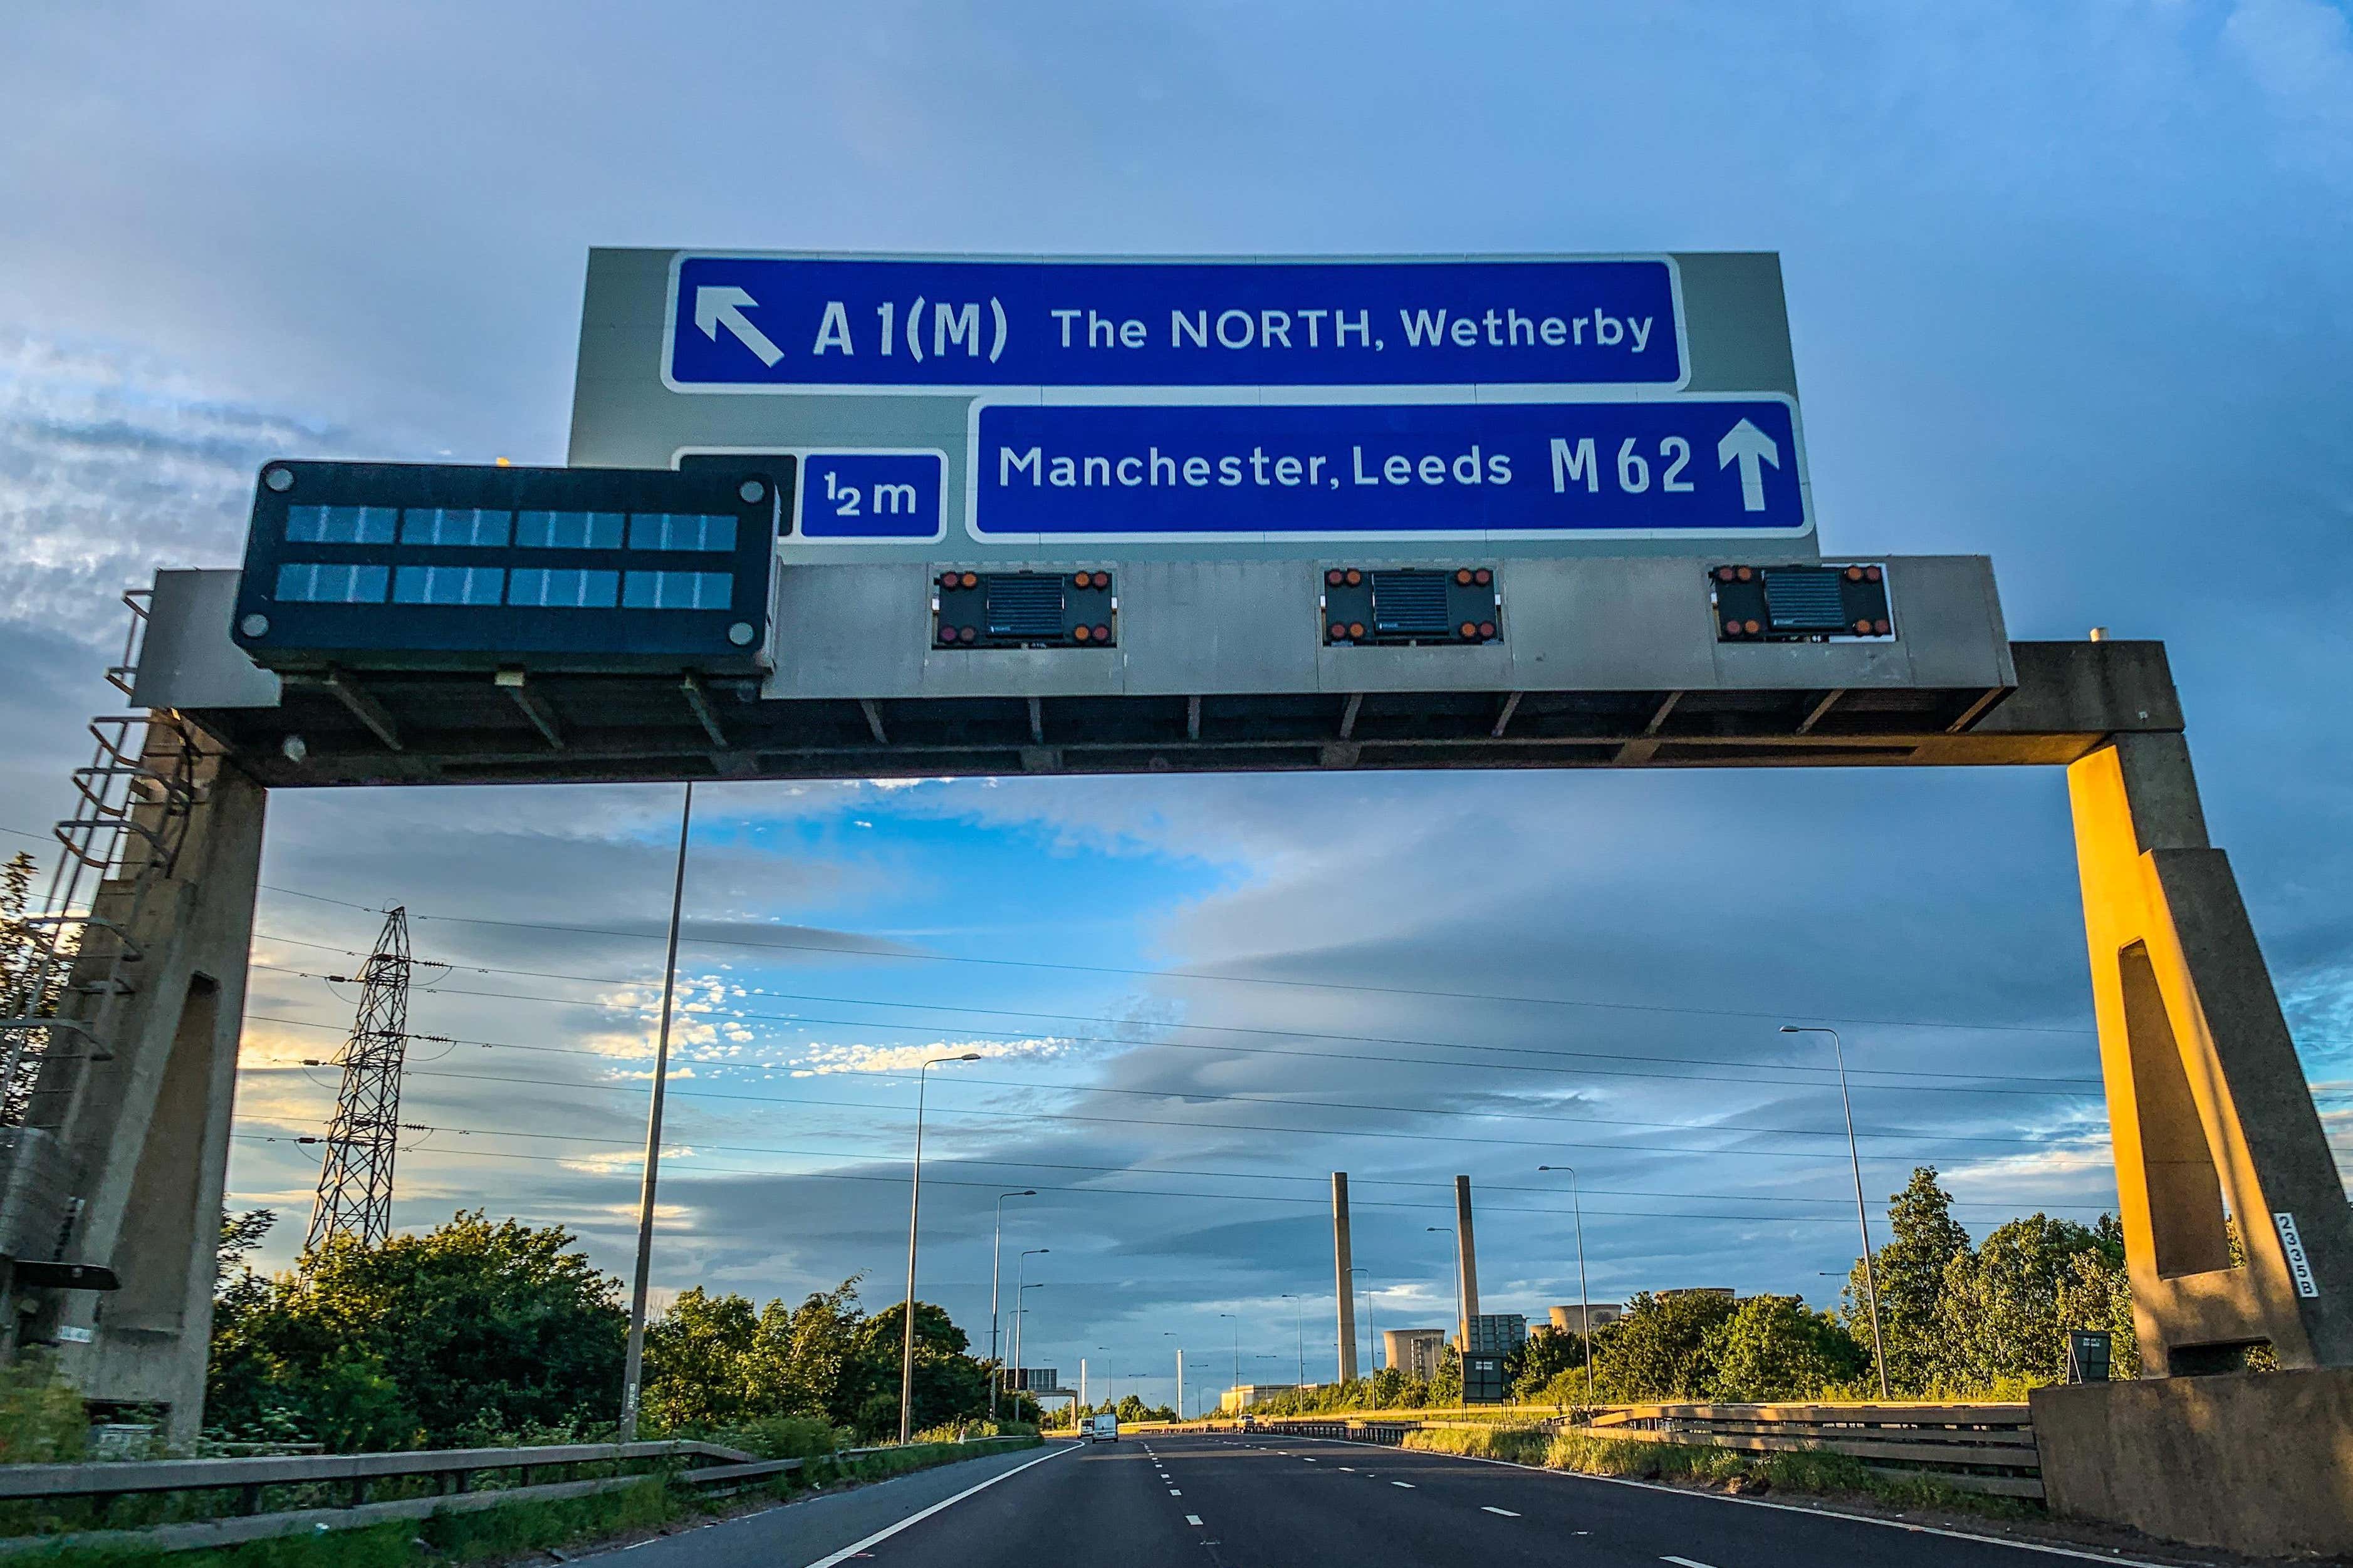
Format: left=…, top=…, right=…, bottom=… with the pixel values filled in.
left=1384, top=1329, right=1450, bottom=1381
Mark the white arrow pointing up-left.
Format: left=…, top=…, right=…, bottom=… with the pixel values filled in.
left=695, top=286, right=785, bottom=367
left=1716, top=418, right=1781, bottom=512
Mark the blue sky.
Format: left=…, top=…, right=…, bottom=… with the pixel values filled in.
left=3, top=0, right=2349, bottom=1413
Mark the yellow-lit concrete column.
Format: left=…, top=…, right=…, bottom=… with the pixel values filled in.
left=2069, top=732, right=2352, bottom=1373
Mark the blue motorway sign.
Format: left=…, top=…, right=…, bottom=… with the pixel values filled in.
left=968, top=398, right=1805, bottom=539
left=798, top=451, right=946, bottom=540
left=667, top=255, right=1686, bottom=390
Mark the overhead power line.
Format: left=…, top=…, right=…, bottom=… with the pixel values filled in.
left=249, top=933, right=2107, bottom=1093
left=246, top=962, right=2113, bottom=1129
left=248, top=990, right=2084, bottom=1150
left=232, top=1131, right=1920, bottom=1226
left=251, top=881, right=2100, bottom=1039
left=337, top=1062, right=2112, bottom=1168
left=236, top=1108, right=2119, bottom=1213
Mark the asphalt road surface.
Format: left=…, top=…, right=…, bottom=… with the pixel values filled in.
left=580, top=1430, right=2176, bottom=1568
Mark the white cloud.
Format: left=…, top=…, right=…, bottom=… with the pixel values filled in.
left=0, top=330, right=332, bottom=642
left=793, top=1036, right=1080, bottom=1076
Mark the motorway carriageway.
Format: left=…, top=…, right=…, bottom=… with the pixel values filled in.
left=577, top=1432, right=2181, bottom=1568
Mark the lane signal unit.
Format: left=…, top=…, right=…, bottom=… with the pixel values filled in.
left=934, top=569, right=1116, bottom=649
left=1711, top=563, right=1893, bottom=642
left=1323, top=566, right=1501, bottom=646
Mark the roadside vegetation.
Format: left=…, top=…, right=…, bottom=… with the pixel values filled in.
left=1248, top=1167, right=2142, bottom=1419
left=1396, top=1425, right=2033, bottom=1517
left=202, top=1210, right=1040, bottom=1454
left=14, top=1436, right=1041, bottom=1568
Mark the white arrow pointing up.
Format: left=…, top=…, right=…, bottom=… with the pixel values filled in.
left=694, top=286, right=785, bottom=367
left=1716, top=418, right=1781, bottom=512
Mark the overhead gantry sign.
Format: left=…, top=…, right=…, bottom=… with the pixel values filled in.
left=1, top=250, right=2340, bottom=1450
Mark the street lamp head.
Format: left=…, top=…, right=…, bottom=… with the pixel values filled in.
left=957, top=1052, right=983, bottom=1061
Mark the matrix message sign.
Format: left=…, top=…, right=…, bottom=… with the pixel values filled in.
left=572, top=250, right=1813, bottom=556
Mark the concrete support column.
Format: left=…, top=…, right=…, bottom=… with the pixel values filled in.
left=1454, top=1175, right=1479, bottom=1348
left=2068, top=731, right=2353, bottom=1373
left=28, top=750, right=266, bottom=1441
left=1332, top=1171, right=1357, bottom=1383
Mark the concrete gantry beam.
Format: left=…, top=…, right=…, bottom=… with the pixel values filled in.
left=15, top=569, right=2338, bottom=1451
left=14, top=744, right=266, bottom=1442
left=2069, top=733, right=2353, bottom=1372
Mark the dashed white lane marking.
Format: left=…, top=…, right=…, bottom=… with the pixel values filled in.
left=1662, top=1558, right=1716, bottom=1568
left=1169, top=1489, right=1182, bottom=1496
left=1185, top=1515, right=1203, bottom=1526
left=1482, top=1507, right=1520, bottom=1517
left=1338, top=1466, right=1355, bottom=1472
left=1390, top=1480, right=1415, bottom=1488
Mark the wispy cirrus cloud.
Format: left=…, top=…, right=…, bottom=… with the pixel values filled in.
left=0, top=330, right=338, bottom=641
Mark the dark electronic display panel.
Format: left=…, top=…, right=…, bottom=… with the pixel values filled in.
left=231, top=460, right=786, bottom=673
left=1462, top=1353, right=1508, bottom=1404
left=934, top=571, right=1116, bottom=648
left=1323, top=566, right=1500, bottom=646
left=1711, top=563, right=1892, bottom=643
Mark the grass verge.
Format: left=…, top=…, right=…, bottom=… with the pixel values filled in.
left=14, top=1438, right=1040, bottom=1568
left=1397, top=1426, right=2036, bottom=1519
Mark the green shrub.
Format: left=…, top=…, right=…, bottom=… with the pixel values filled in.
left=702, top=1413, right=845, bottom=1459
left=0, top=1351, right=88, bottom=1465
left=1399, top=1425, right=1550, bottom=1465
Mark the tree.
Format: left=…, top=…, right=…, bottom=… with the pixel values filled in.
left=1510, top=1326, right=1586, bottom=1402
left=0, top=851, right=63, bottom=1127
left=207, top=1210, right=627, bottom=1450
left=1587, top=1292, right=1740, bottom=1402
left=2053, top=1214, right=2139, bottom=1379
left=1703, top=1294, right=1867, bottom=1400
left=837, top=1299, right=990, bottom=1441
left=1849, top=1167, right=1973, bottom=1394
left=1936, top=1213, right=2121, bottom=1392
left=1429, top=1344, right=1463, bottom=1405
left=642, top=1287, right=767, bottom=1430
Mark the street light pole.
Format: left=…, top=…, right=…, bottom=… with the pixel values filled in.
left=1536, top=1164, right=1597, bottom=1407
left=988, top=1190, right=1036, bottom=1420
left=1218, top=1312, right=1238, bottom=1411
left=1425, top=1228, right=1463, bottom=1349
left=1164, top=1332, right=1181, bottom=1418
left=1280, top=1293, right=1304, bottom=1388
left=619, top=781, right=693, bottom=1443
left=899, top=1052, right=983, bottom=1443
left=1783, top=1024, right=1892, bottom=1400
left=1011, top=1249, right=1048, bottom=1401
left=1350, top=1266, right=1370, bottom=1376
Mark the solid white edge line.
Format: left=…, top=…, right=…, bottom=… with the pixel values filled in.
left=1662, top=1557, right=1716, bottom=1567
left=798, top=1442, right=1075, bottom=1568
left=1269, top=1435, right=2177, bottom=1568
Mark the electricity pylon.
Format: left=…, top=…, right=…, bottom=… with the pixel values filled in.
left=303, top=906, right=412, bottom=1250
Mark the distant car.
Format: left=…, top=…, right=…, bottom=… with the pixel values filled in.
left=1080, top=1413, right=1119, bottom=1443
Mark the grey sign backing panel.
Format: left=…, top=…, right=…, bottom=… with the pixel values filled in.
left=760, top=555, right=2011, bottom=702
left=568, top=249, right=1814, bottom=563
